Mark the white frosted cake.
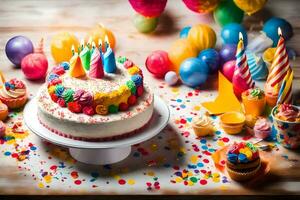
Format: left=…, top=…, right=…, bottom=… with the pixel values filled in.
left=37, top=55, right=154, bottom=141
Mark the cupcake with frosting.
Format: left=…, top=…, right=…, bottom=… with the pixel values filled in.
left=0, top=121, right=6, bottom=137
left=226, top=142, right=261, bottom=181
left=272, top=104, right=300, bottom=149
left=242, top=88, right=266, bottom=117
left=192, top=115, right=215, bottom=137
left=0, top=101, right=8, bottom=121
left=253, top=118, right=271, bottom=139
left=0, top=78, right=28, bottom=109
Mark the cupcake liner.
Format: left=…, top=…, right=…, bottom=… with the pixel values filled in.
left=227, top=162, right=261, bottom=182
left=0, top=103, right=8, bottom=121
left=226, top=158, right=261, bottom=170
left=192, top=126, right=214, bottom=137
left=242, top=96, right=266, bottom=117
left=0, top=94, right=28, bottom=109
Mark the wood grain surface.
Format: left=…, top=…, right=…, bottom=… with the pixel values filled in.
left=0, top=0, right=300, bottom=195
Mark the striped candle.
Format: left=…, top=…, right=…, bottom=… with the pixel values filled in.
left=277, top=69, right=293, bottom=104
left=234, top=32, right=255, bottom=88
left=266, top=28, right=290, bottom=88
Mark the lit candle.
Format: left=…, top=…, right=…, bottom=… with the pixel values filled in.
left=89, top=42, right=104, bottom=79
left=103, top=35, right=117, bottom=73
left=79, top=39, right=92, bottom=71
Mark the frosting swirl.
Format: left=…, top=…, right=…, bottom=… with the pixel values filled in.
left=276, top=104, right=300, bottom=122
left=192, top=115, right=213, bottom=128
left=0, top=79, right=26, bottom=99
left=254, top=118, right=271, bottom=132
left=243, top=88, right=264, bottom=100
left=62, top=88, right=74, bottom=103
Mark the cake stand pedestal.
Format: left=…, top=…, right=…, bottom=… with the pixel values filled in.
left=24, top=96, right=170, bottom=165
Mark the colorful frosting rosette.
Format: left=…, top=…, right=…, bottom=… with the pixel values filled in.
left=241, top=88, right=266, bottom=117
left=272, top=104, right=300, bottom=149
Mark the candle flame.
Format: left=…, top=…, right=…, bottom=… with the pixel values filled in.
left=278, top=27, right=282, bottom=36
left=239, top=32, right=243, bottom=41
left=92, top=41, right=96, bottom=49
left=88, top=37, right=92, bottom=45
left=71, top=45, right=75, bottom=51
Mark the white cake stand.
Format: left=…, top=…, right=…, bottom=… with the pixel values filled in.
left=24, top=96, right=169, bottom=165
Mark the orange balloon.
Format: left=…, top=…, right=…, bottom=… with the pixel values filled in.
left=85, top=24, right=116, bottom=52
left=187, top=24, right=217, bottom=52
left=51, top=32, right=80, bottom=64
left=168, top=38, right=198, bottom=74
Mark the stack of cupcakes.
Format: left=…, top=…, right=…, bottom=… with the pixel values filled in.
left=226, top=142, right=261, bottom=181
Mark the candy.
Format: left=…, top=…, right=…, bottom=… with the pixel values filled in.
left=67, top=102, right=82, bottom=113
left=137, top=86, right=144, bottom=97
left=227, top=153, right=238, bottom=163
left=108, top=105, right=119, bottom=113
left=5, top=36, right=34, bottom=66
left=145, top=50, right=171, bottom=78
left=82, top=106, right=95, bottom=116
left=57, top=98, right=66, bottom=107
left=119, top=102, right=129, bottom=111
left=179, top=58, right=209, bottom=87
left=164, top=71, right=179, bottom=86
left=95, top=105, right=108, bottom=115
left=128, top=95, right=137, bottom=105
left=238, top=153, right=248, bottom=163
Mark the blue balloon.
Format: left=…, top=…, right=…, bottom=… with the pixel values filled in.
left=180, top=26, right=191, bottom=38
left=219, top=44, right=237, bottom=64
left=179, top=58, right=209, bottom=87
left=221, top=23, right=247, bottom=46
left=198, top=48, right=220, bottom=73
left=263, top=17, right=293, bottom=46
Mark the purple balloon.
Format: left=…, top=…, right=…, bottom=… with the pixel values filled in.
left=5, top=36, right=34, bottom=66
left=219, top=44, right=237, bottom=65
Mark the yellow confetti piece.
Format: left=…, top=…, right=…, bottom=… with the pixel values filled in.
left=171, top=87, right=179, bottom=93
left=212, top=177, right=220, bottom=183
left=212, top=173, right=220, bottom=178
left=147, top=171, right=155, bottom=176
left=44, top=175, right=52, bottom=184
left=217, top=140, right=225, bottom=147
left=189, top=155, right=198, bottom=164
left=38, top=182, right=44, bottom=188
left=182, top=172, right=188, bottom=178
left=187, top=171, right=193, bottom=177
left=175, top=176, right=183, bottom=183
left=193, top=105, right=201, bottom=111
left=150, top=143, right=158, bottom=151
left=127, top=179, right=136, bottom=185
left=187, top=180, right=194, bottom=186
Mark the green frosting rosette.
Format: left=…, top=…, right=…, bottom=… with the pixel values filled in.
left=80, top=47, right=91, bottom=71
left=62, top=88, right=75, bottom=103
left=249, top=88, right=264, bottom=99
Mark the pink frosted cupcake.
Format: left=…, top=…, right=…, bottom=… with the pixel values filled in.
left=0, top=78, right=28, bottom=109
left=253, top=118, right=271, bottom=139
left=0, top=121, right=6, bottom=137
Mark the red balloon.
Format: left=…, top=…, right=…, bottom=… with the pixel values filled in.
left=221, top=60, right=235, bottom=81
left=145, top=50, right=171, bottom=78
left=21, top=53, right=48, bottom=80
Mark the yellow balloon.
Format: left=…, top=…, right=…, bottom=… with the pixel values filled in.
left=51, top=32, right=80, bottom=64
left=187, top=24, right=216, bottom=52
left=233, top=0, right=267, bottom=15
left=168, top=38, right=198, bottom=74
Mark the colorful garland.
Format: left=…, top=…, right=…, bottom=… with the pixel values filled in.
left=46, top=57, right=144, bottom=116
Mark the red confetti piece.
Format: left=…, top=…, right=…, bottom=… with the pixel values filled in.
left=118, top=179, right=126, bottom=185
left=71, top=171, right=79, bottom=179
left=199, top=179, right=207, bottom=185
left=222, top=137, right=230, bottom=142
left=74, top=180, right=82, bottom=185
left=180, top=119, right=187, bottom=124
left=203, top=159, right=209, bottom=163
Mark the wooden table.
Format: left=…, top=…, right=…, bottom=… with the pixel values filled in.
left=0, top=0, right=300, bottom=195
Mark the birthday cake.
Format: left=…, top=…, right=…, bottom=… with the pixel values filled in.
left=37, top=43, right=154, bottom=141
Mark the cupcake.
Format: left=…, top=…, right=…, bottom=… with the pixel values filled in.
left=192, top=115, right=215, bottom=137
left=220, top=112, right=245, bottom=135
left=0, top=102, right=8, bottom=121
left=253, top=118, right=271, bottom=139
left=242, top=88, right=266, bottom=117
left=272, top=104, right=300, bottom=149
left=0, top=121, right=6, bottom=137
left=0, top=78, right=28, bottom=109
left=226, top=142, right=261, bottom=181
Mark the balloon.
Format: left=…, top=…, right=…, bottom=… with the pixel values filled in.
left=221, top=23, right=248, bottom=46
left=182, top=0, right=220, bottom=14
left=21, top=53, right=48, bottom=80
left=165, top=71, right=179, bottom=86
left=233, top=0, right=267, bottom=15
left=179, top=58, right=209, bottom=87
left=168, top=38, right=198, bottom=74
left=221, top=60, right=236, bottom=81
left=133, top=13, right=159, bottom=33
left=187, top=24, right=216, bottom=52
left=262, top=17, right=293, bottom=46
left=5, top=36, right=34, bottom=66
left=180, top=26, right=191, bottom=38
left=145, top=50, right=171, bottom=78
left=214, top=0, right=244, bottom=27
left=198, top=48, right=220, bottom=73
left=219, top=44, right=237, bottom=64
left=85, top=24, right=116, bottom=52
left=51, top=32, right=79, bottom=64
left=128, top=0, right=167, bottom=17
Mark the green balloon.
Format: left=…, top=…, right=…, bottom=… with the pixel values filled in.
left=214, top=0, right=244, bottom=27
left=133, top=13, right=158, bottom=33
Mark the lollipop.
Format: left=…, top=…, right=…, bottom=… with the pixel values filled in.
left=51, top=32, right=79, bottom=63
left=187, top=24, right=216, bottom=52
left=214, top=0, right=244, bottom=27
left=182, top=0, right=220, bottom=14
left=168, top=38, right=197, bottom=74
left=5, top=36, right=34, bottom=66
left=233, top=0, right=267, bottom=15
